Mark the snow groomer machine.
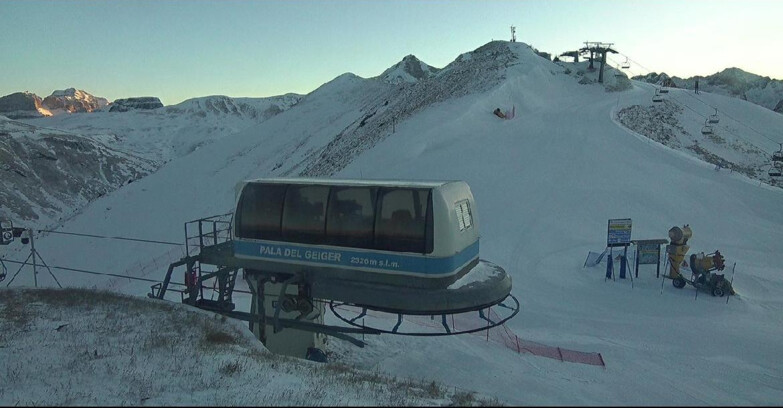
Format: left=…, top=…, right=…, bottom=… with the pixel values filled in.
left=150, top=178, right=518, bottom=361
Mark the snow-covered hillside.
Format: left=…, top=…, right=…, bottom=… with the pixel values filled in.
left=634, top=68, right=783, bottom=114
left=0, top=288, right=495, bottom=406
left=23, top=93, right=303, bottom=163
left=3, top=41, right=783, bottom=405
left=3, top=94, right=302, bottom=228
left=0, top=116, right=155, bottom=225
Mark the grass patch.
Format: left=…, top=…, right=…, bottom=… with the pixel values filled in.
left=218, top=360, right=243, bottom=376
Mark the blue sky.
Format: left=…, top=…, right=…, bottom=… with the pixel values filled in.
left=2, top=0, right=781, bottom=105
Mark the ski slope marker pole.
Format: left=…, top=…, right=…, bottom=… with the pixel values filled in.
left=727, top=262, right=736, bottom=305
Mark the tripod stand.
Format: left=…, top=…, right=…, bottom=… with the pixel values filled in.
left=5, top=228, right=62, bottom=288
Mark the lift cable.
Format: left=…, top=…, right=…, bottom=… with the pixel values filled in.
left=36, top=229, right=183, bottom=247
left=1, top=257, right=253, bottom=296
left=614, top=51, right=782, bottom=156
left=616, top=51, right=780, bottom=145
left=679, top=90, right=780, bottom=145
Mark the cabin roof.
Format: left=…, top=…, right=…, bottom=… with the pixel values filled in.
left=243, top=177, right=460, bottom=188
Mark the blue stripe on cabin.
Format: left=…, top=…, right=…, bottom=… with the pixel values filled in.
left=233, top=239, right=479, bottom=276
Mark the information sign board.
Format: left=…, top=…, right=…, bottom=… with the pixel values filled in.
left=607, top=218, right=632, bottom=247
left=638, top=243, right=660, bottom=264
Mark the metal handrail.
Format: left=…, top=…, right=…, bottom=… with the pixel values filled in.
left=184, top=213, right=234, bottom=257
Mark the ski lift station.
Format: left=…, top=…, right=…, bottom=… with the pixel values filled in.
left=150, top=178, right=518, bottom=361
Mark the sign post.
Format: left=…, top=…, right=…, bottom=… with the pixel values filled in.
left=607, top=218, right=632, bottom=279
left=631, top=239, right=668, bottom=278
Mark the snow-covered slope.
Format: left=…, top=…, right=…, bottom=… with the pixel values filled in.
left=22, top=93, right=303, bottom=162
left=4, top=94, right=302, bottom=227
left=377, top=54, right=440, bottom=84
left=0, top=116, right=155, bottom=225
left=616, top=88, right=781, bottom=184
left=3, top=41, right=783, bottom=405
left=634, top=68, right=783, bottom=114
left=0, top=288, right=495, bottom=406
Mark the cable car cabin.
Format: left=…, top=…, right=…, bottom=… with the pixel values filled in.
left=232, top=178, right=483, bottom=290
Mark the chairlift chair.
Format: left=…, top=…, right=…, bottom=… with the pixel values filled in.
left=772, top=144, right=783, bottom=162
left=769, top=166, right=782, bottom=178
left=652, top=90, right=663, bottom=103
left=658, top=86, right=669, bottom=94
left=701, top=119, right=714, bottom=135
left=621, top=57, right=630, bottom=69
left=708, top=108, right=719, bottom=124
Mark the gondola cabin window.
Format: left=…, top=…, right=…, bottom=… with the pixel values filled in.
left=282, top=185, right=330, bottom=244
left=326, top=187, right=377, bottom=249
left=235, top=183, right=287, bottom=240
left=455, top=199, right=472, bottom=231
left=235, top=182, right=434, bottom=254
left=375, top=188, right=431, bottom=253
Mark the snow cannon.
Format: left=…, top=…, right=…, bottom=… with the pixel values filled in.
left=666, top=224, right=692, bottom=285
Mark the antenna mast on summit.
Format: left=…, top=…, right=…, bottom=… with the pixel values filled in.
left=510, top=26, right=517, bottom=42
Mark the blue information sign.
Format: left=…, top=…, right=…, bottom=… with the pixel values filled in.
left=607, top=218, right=632, bottom=247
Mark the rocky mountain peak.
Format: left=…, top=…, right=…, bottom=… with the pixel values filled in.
left=42, top=88, right=109, bottom=113
left=379, top=54, right=439, bottom=84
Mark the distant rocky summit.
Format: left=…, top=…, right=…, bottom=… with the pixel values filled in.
left=633, top=68, right=783, bottom=114
left=109, top=97, right=164, bottom=112
left=41, top=88, right=109, bottom=113
left=0, top=91, right=50, bottom=119
left=378, top=55, right=440, bottom=84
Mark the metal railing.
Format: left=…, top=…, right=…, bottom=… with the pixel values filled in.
left=184, top=213, right=234, bottom=257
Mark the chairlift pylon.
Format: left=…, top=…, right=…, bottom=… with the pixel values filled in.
left=708, top=108, right=719, bottom=124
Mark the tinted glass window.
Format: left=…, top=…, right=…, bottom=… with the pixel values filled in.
left=326, top=187, right=377, bottom=248
left=375, top=188, right=431, bottom=253
left=282, top=185, right=329, bottom=244
left=236, top=183, right=287, bottom=240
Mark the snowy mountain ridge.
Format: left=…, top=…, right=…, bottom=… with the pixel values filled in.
left=2, top=93, right=303, bottom=227
left=0, top=115, right=155, bottom=224
left=633, top=67, right=783, bottom=113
